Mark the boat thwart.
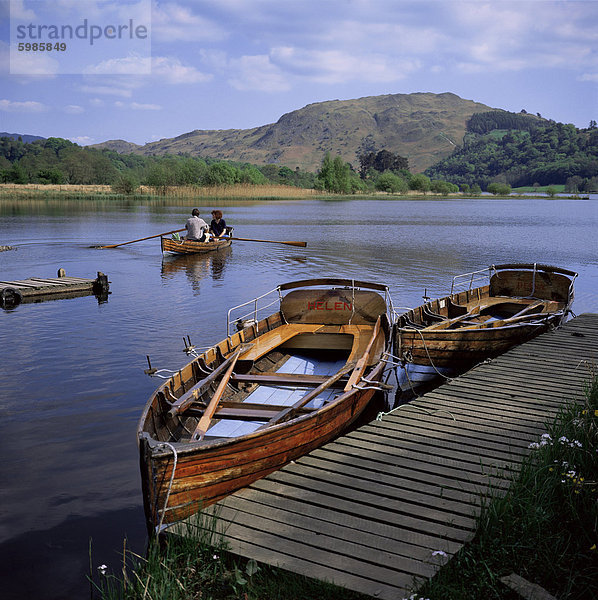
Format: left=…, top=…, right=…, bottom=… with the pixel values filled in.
left=138, top=278, right=393, bottom=533
left=393, top=263, right=577, bottom=392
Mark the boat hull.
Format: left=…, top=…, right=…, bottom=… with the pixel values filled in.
left=139, top=366, right=382, bottom=528
left=394, top=264, right=576, bottom=391
left=161, top=236, right=232, bottom=254
left=138, top=278, right=392, bottom=533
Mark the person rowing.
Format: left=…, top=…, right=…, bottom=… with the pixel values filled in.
left=209, top=209, right=228, bottom=240
left=185, top=208, right=210, bottom=242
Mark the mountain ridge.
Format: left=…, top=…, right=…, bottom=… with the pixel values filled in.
left=91, top=92, right=498, bottom=172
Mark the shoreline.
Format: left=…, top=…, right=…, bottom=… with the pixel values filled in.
left=0, top=183, right=589, bottom=202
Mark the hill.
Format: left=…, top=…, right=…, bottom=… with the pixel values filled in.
left=1, top=132, right=45, bottom=143
left=425, top=111, right=598, bottom=190
left=92, top=92, right=496, bottom=173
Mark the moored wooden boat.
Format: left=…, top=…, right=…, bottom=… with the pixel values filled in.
left=393, top=263, right=577, bottom=392
left=138, top=278, right=393, bottom=533
left=161, top=236, right=232, bottom=255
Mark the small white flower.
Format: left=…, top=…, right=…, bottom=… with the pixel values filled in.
left=541, top=433, right=552, bottom=440
left=432, top=550, right=448, bottom=557
left=97, top=564, right=108, bottom=575
left=528, top=442, right=540, bottom=449
left=213, top=554, right=219, bottom=560
left=559, top=436, right=569, bottom=444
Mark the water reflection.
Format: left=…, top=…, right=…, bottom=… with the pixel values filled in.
left=161, top=247, right=232, bottom=292
left=1, top=196, right=597, bottom=600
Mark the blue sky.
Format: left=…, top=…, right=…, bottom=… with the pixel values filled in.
left=0, top=0, right=597, bottom=147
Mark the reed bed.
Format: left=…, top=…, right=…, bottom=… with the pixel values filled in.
left=0, top=183, right=318, bottom=200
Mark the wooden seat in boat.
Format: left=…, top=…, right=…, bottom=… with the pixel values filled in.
left=237, top=322, right=381, bottom=365
left=230, top=372, right=347, bottom=386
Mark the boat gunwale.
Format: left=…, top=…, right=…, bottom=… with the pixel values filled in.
left=138, top=278, right=393, bottom=453
left=161, top=236, right=232, bottom=254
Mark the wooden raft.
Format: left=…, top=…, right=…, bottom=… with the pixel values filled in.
left=184, top=314, right=598, bottom=600
left=0, top=269, right=109, bottom=308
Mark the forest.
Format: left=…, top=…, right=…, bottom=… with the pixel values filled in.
left=425, top=111, right=598, bottom=192
left=0, top=136, right=316, bottom=191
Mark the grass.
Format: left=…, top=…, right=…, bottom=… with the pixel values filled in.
left=0, top=183, right=318, bottom=201
left=90, top=375, right=598, bottom=600
left=90, top=510, right=369, bottom=600
left=414, top=373, right=598, bottom=600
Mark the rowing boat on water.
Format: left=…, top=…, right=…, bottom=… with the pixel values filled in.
left=138, top=278, right=393, bottom=533
left=161, top=236, right=232, bottom=255
left=394, top=263, right=577, bottom=392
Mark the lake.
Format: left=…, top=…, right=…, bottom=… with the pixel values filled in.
left=1, top=196, right=597, bottom=599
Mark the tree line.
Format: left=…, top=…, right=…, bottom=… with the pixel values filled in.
left=315, top=150, right=459, bottom=195
left=425, top=111, right=598, bottom=191
left=0, top=136, right=316, bottom=192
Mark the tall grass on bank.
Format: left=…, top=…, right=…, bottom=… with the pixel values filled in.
left=91, top=510, right=369, bottom=600
left=0, top=183, right=318, bottom=200
left=415, top=374, right=598, bottom=600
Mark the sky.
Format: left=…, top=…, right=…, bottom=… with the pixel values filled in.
left=0, top=0, right=597, bottom=147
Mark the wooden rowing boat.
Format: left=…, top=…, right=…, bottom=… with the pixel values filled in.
left=138, top=278, right=393, bottom=533
left=161, top=236, right=232, bottom=255
left=393, top=263, right=577, bottom=392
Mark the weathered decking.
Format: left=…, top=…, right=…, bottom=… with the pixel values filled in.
left=0, top=270, right=109, bottom=308
left=193, top=314, right=598, bottom=599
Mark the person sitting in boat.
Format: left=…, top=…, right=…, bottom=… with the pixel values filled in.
left=185, top=208, right=210, bottom=242
left=209, top=209, right=228, bottom=240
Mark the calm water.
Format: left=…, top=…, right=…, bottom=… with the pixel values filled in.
left=1, top=197, right=597, bottom=599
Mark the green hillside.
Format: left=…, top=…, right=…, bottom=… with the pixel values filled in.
left=91, top=92, right=495, bottom=173
left=425, top=111, right=598, bottom=191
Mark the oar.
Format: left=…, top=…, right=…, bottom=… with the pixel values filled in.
left=95, top=228, right=186, bottom=249
left=230, top=236, right=307, bottom=248
left=191, top=349, right=242, bottom=441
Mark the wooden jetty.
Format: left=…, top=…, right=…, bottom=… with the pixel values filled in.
left=186, top=314, right=598, bottom=599
left=0, top=269, right=109, bottom=308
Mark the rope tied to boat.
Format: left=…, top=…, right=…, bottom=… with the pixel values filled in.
left=156, top=441, right=178, bottom=533
left=414, top=328, right=453, bottom=381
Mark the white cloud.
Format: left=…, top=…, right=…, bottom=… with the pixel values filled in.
left=9, top=0, right=36, bottom=20
left=151, top=56, right=212, bottom=84
left=0, top=99, right=48, bottom=112
left=579, top=73, right=598, bottom=83
left=228, top=55, right=290, bottom=92
left=80, top=84, right=134, bottom=98
left=270, top=47, right=419, bottom=84
left=10, top=52, right=61, bottom=76
left=83, top=56, right=151, bottom=75
left=69, top=135, right=95, bottom=145
left=131, top=102, right=161, bottom=110
left=152, top=2, right=228, bottom=42
left=114, top=101, right=162, bottom=110
left=64, top=104, right=85, bottom=114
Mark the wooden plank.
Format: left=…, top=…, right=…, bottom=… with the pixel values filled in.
left=175, top=314, right=598, bottom=600
left=299, top=451, right=483, bottom=506
left=381, top=410, right=542, bottom=450
left=230, top=372, right=347, bottom=387
left=213, top=502, right=439, bottom=579
left=278, top=459, right=480, bottom=521
left=344, top=428, right=524, bottom=470
left=416, top=392, right=565, bottom=421
left=245, top=476, right=475, bottom=542
left=226, top=486, right=464, bottom=555
left=220, top=490, right=461, bottom=562
left=365, top=419, right=530, bottom=459
left=191, top=351, right=240, bottom=440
